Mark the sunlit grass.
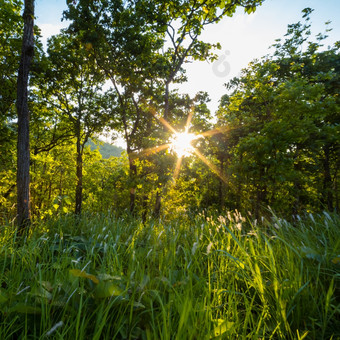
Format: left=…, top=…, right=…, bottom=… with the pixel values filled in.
left=0, top=211, right=339, bottom=339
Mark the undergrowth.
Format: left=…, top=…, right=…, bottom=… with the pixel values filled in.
left=0, top=211, right=339, bottom=339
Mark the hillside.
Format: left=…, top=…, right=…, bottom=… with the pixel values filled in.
left=86, top=139, right=124, bottom=158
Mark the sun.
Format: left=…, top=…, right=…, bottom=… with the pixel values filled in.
left=170, top=132, right=197, bottom=158
left=134, top=107, right=230, bottom=183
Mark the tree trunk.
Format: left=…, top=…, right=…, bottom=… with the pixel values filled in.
left=153, top=182, right=163, bottom=218
left=335, top=174, right=339, bottom=212
left=141, top=194, right=148, bottom=224
left=322, top=145, right=333, bottom=211
left=254, top=167, right=267, bottom=221
left=164, top=82, right=170, bottom=121
left=292, top=147, right=302, bottom=216
left=75, top=131, right=83, bottom=215
left=127, top=144, right=137, bottom=213
left=218, top=157, right=226, bottom=210
left=153, top=190, right=162, bottom=218
left=16, top=0, right=34, bottom=231
left=236, top=153, right=242, bottom=209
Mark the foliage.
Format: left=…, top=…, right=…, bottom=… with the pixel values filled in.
left=0, top=0, right=22, bottom=121
left=86, top=139, right=124, bottom=159
left=215, top=9, right=340, bottom=217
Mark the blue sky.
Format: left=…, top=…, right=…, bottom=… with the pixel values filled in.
left=35, top=0, right=340, bottom=114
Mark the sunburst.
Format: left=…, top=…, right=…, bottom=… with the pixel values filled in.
left=169, top=131, right=202, bottom=158
left=130, top=107, right=229, bottom=184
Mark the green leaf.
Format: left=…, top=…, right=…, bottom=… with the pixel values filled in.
left=96, top=273, right=123, bottom=281
left=0, top=289, right=8, bottom=304
left=69, top=269, right=99, bottom=284
left=9, top=304, right=42, bottom=314
left=300, top=247, right=322, bottom=262
left=31, top=286, right=52, bottom=300
left=211, top=319, right=234, bottom=338
left=331, top=256, right=340, bottom=264
left=132, top=301, right=145, bottom=309
left=93, top=281, right=124, bottom=298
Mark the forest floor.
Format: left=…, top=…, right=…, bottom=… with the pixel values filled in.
left=0, top=211, right=339, bottom=339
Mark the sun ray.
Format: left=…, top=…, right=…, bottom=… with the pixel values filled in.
left=158, top=116, right=177, bottom=134
left=199, top=125, right=232, bottom=138
left=130, top=143, right=171, bottom=159
left=173, top=156, right=184, bottom=181
left=193, top=148, right=228, bottom=184
left=144, top=108, right=231, bottom=186
left=185, top=107, right=194, bottom=132
left=149, top=108, right=177, bottom=134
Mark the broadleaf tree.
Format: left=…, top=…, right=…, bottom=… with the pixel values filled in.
left=38, top=31, right=113, bottom=215
left=16, top=0, right=34, bottom=231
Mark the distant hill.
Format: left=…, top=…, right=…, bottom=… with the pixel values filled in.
left=86, top=139, right=124, bottom=158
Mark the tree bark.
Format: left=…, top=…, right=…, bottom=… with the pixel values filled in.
left=254, top=167, right=267, bottom=221
left=141, top=194, right=148, bottom=224
left=322, top=145, right=333, bottom=211
left=16, top=0, right=34, bottom=231
left=218, top=156, right=226, bottom=210
left=129, top=159, right=137, bottom=213
left=153, top=183, right=162, bottom=218
left=164, top=82, right=170, bottom=121
left=75, top=129, right=83, bottom=215
left=126, top=143, right=137, bottom=213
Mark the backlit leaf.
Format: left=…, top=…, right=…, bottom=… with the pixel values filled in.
left=211, top=319, right=234, bottom=338
left=93, top=281, right=124, bottom=298
left=69, top=269, right=99, bottom=284
left=211, top=319, right=235, bottom=338
left=331, top=256, right=340, bottom=264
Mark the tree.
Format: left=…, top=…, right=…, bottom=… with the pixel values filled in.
left=216, top=9, right=340, bottom=216
left=39, top=31, right=112, bottom=215
left=64, top=0, right=264, bottom=217
left=158, top=0, right=263, bottom=120
left=0, top=0, right=23, bottom=127
left=0, top=0, right=23, bottom=221
left=16, top=0, right=34, bottom=230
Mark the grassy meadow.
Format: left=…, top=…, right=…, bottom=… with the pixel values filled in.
left=0, top=211, right=339, bottom=339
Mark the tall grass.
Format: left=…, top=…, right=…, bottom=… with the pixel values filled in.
left=0, top=211, right=339, bottom=339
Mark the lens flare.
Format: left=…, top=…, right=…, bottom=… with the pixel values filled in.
left=135, top=106, right=231, bottom=184
left=170, top=132, right=197, bottom=158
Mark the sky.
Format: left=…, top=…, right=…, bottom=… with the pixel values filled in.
left=35, top=0, right=340, bottom=145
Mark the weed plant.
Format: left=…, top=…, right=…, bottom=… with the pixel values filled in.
left=0, top=211, right=339, bottom=339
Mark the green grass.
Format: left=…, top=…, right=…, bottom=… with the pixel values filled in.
left=0, top=211, right=339, bottom=339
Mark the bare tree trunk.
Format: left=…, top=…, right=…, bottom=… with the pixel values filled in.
left=75, top=132, right=83, bottom=215
left=153, top=190, right=162, bottom=218
left=322, top=145, right=333, bottom=211
left=126, top=144, right=137, bottom=214
left=218, top=157, right=226, bottom=210
left=153, top=183, right=162, bottom=218
left=16, top=0, right=34, bottom=232
left=141, top=194, right=148, bottom=224
left=129, top=160, right=137, bottom=213
left=254, top=167, right=267, bottom=221
left=335, top=175, right=339, bottom=212
left=164, top=82, right=170, bottom=121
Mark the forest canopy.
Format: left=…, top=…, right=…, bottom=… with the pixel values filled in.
left=0, top=1, right=339, bottom=223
